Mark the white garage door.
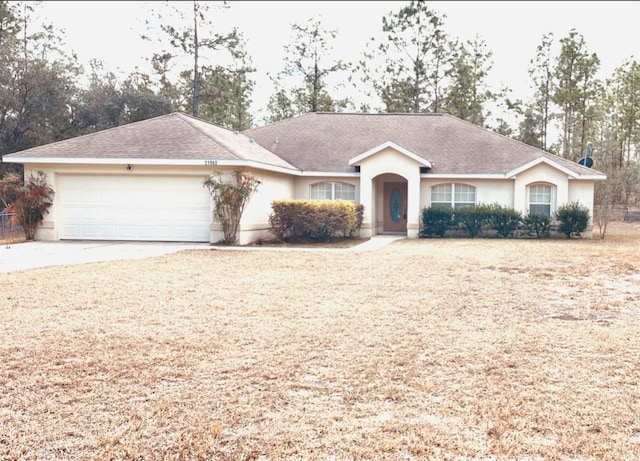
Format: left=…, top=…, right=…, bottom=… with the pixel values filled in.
left=59, top=175, right=211, bottom=242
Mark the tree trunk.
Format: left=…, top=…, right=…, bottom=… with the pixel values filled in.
left=192, top=0, right=199, bottom=118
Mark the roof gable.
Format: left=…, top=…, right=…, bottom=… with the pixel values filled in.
left=349, top=141, right=433, bottom=168
left=507, top=157, right=578, bottom=179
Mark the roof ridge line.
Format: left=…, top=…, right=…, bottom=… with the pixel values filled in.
left=244, top=112, right=328, bottom=133
left=178, top=113, right=247, bottom=161
left=313, top=111, right=444, bottom=116
left=179, top=113, right=299, bottom=170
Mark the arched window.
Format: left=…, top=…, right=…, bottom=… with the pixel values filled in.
left=528, top=183, right=555, bottom=216
left=310, top=181, right=356, bottom=201
left=431, top=183, right=476, bottom=209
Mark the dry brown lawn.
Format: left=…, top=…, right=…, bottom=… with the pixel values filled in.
left=1, top=223, right=640, bottom=461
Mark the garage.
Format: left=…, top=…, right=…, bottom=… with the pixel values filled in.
left=2, top=112, right=301, bottom=244
left=58, top=175, right=212, bottom=242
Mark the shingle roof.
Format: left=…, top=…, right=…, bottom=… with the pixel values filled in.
left=5, top=111, right=601, bottom=178
left=244, top=112, right=599, bottom=176
left=4, top=112, right=297, bottom=171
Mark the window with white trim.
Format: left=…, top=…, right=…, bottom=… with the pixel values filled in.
left=310, top=181, right=356, bottom=201
left=528, top=183, right=553, bottom=216
left=431, top=183, right=476, bottom=209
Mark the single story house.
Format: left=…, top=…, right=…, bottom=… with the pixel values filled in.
left=3, top=111, right=606, bottom=243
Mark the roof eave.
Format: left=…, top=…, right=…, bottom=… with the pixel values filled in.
left=3, top=157, right=301, bottom=175
left=298, top=171, right=360, bottom=177
left=568, top=174, right=607, bottom=181
left=424, top=173, right=508, bottom=179
left=506, top=156, right=595, bottom=179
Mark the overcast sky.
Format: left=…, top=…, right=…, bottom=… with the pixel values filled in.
left=36, top=1, right=640, bottom=126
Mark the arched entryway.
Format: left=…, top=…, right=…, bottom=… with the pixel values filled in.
left=350, top=142, right=426, bottom=239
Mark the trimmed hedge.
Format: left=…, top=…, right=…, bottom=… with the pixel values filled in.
left=555, top=201, right=591, bottom=238
left=420, top=206, right=455, bottom=238
left=486, top=203, right=522, bottom=238
left=420, top=203, right=585, bottom=239
left=522, top=213, right=551, bottom=239
left=270, top=200, right=364, bottom=242
left=455, top=204, right=491, bottom=238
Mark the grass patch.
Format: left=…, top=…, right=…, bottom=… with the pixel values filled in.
left=1, top=222, right=639, bottom=459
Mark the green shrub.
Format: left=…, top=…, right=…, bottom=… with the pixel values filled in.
left=486, top=203, right=522, bottom=238
left=270, top=200, right=363, bottom=242
left=455, top=204, right=490, bottom=237
left=203, top=170, right=261, bottom=245
left=351, top=203, right=365, bottom=237
left=522, top=213, right=552, bottom=239
left=420, top=206, right=455, bottom=238
left=268, top=200, right=297, bottom=241
left=555, top=201, right=590, bottom=238
left=0, top=171, right=54, bottom=241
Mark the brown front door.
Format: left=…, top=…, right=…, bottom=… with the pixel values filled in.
left=383, top=182, right=407, bottom=232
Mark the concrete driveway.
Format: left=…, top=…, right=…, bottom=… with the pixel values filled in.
left=0, top=236, right=405, bottom=273
left=0, top=241, right=211, bottom=273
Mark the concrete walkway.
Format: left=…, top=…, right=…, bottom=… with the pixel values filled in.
left=208, top=234, right=405, bottom=253
left=0, top=235, right=405, bottom=273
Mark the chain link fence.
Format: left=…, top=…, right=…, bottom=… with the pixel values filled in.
left=0, top=212, right=24, bottom=241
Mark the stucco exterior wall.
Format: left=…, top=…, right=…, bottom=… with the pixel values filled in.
left=23, top=156, right=598, bottom=243
left=568, top=180, right=596, bottom=214
left=292, top=177, right=360, bottom=201
left=420, top=168, right=597, bottom=237
left=514, top=163, right=570, bottom=216
left=233, top=170, right=295, bottom=245
left=420, top=178, right=515, bottom=210
left=24, top=164, right=295, bottom=244
left=358, top=147, right=422, bottom=238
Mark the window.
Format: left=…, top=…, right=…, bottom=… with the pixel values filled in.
left=431, top=183, right=476, bottom=209
left=529, top=184, right=553, bottom=216
left=310, top=181, right=356, bottom=201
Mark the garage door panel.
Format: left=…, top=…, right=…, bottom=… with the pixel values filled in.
left=101, top=190, right=123, bottom=205
left=97, top=225, right=116, bottom=239
left=66, top=224, right=99, bottom=239
left=62, top=224, right=83, bottom=238
left=59, top=175, right=211, bottom=242
left=116, top=226, right=137, bottom=239
left=84, top=191, right=100, bottom=204
left=133, top=225, right=155, bottom=239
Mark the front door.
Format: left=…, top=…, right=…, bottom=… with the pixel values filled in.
left=383, top=182, right=407, bottom=233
